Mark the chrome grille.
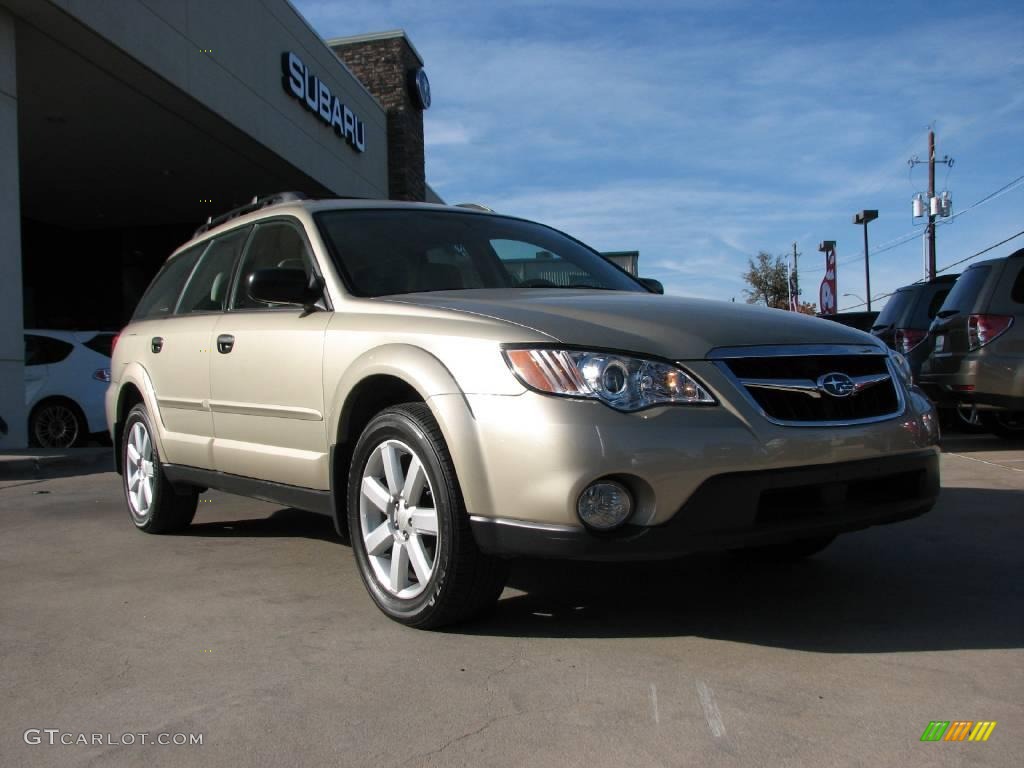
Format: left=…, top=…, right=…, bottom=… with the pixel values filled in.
left=710, top=345, right=904, bottom=426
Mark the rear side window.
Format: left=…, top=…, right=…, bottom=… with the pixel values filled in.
left=230, top=221, right=314, bottom=310
left=82, top=334, right=115, bottom=358
left=132, top=245, right=203, bottom=321
left=25, top=334, right=74, bottom=366
left=176, top=227, right=251, bottom=314
left=939, top=266, right=991, bottom=314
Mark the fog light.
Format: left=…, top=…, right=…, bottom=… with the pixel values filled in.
left=577, top=480, right=633, bottom=531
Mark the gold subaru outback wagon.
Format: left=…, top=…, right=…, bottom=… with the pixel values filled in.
left=107, top=193, right=941, bottom=628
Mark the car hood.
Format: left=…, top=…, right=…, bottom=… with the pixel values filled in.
left=384, top=289, right=881, bottom=359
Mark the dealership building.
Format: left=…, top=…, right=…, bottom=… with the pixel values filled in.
left=0, top=0, right=439, bottom=447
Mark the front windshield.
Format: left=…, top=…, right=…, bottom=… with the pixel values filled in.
left=315, top=209, right=645, bottom=297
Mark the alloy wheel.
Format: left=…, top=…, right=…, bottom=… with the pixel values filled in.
left=359, top=439, right=439, bottom=599
left=33, top=404, right=80, bottom=448
left=125, top=421, right=156, bottom=520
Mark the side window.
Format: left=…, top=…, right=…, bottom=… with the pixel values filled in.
left=24, top=334, right=73, bottom=366
left=131, top=245, right=203, bottom=321
left=491, top=239, right=590, bottom=287
left=1010, top=263, right=1024, bottom=304
left=176, top=227, right=251, bottom=314
left=231, top=221, right=315, bottom=310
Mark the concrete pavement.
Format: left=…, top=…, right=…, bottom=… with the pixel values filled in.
left=0, top=434, right=1021, bottom=767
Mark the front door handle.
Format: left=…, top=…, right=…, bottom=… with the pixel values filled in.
left=151, top=337, right=163, bottom=353
left=216, top=334, right=235, bottom=354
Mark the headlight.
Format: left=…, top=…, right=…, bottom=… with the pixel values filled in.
left=502, top=347, right=715, bottom=412
left=888, top=348, right=913, bottom=386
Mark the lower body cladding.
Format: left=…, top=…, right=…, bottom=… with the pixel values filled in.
left=471, top=451, right=939, bottom=560
left=446, top=370, right=941, bottom=562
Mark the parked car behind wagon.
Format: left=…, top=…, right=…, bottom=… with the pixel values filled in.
left=919, top=249, right=1024, bottom=439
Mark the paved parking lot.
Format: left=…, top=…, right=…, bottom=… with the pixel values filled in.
left=1, top=434, right=1021, bottom=767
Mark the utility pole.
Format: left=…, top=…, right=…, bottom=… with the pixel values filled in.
left=927, top=130, right=936, bottom=278
left=909, top=128, right=953, bottom=280
left=790, top=242, right=800, bottom=311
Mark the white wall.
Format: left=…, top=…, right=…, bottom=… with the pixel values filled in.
left=0, top=6, right=25, bottom=448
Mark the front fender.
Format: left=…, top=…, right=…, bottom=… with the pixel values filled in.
left=326, top=344, right=495, bottom=521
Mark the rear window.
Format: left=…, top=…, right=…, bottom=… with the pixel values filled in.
left=873, top=289, right=915, bottom=329
left=909, top=284, right=953, bottom=328
left=132, top=245, right=204, bottom=321
left=82, top=333, right=116, bottom=358
left=939, top=266, right=991, bottom=314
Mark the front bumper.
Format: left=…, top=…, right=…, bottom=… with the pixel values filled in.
left=446, top=359, right=940, bottom=561
left=471, top=450, right=938, bottom=560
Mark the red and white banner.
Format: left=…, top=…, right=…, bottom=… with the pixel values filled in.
left=819, top=245, right=837, bottom=315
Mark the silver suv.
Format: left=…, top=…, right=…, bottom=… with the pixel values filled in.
left=919, top=249, right=1024, bottom=439
left=107, top=194, right=941, bottom=628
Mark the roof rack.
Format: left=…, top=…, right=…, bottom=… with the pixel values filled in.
left=454, top=202, right=494, bottom=213
left=193, top=191, right=311, bottom=237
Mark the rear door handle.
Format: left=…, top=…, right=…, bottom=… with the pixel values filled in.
left=217, top=334, right=235, bottom=354
left=151, top=337, right=163, bottom=353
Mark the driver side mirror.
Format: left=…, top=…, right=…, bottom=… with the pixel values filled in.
left=638, top=277, right=664, bottom=294
left=247, top=268, right=322, bottom=308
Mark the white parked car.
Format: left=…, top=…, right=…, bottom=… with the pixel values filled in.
left=24, top=330, right=115, bottom=448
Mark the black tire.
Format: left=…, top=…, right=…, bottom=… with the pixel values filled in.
left=29, top=398, right=87, bottom=448
left=734, top=534, right=836, bottom=562
left=121, top=404, right=197, bottom=534
left=984, top=411, right=1024, bottom=441
left=347, top=403, right=506, bottom=629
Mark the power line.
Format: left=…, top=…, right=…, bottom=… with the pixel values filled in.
left=836, top=228, right=1024, bottom=311
left=936, top=228, right=1024, bottom=274
left=802, top=170, right=1024, bottom=275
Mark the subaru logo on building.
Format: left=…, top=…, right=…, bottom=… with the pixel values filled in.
left=817, top=372, right=856, bottom=398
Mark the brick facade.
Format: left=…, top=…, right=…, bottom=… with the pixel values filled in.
left=329, top=34, right=426, bottom=202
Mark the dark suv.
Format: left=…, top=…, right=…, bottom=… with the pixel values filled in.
left=871, top=275, right=958, bottom=359
left=919, top=249, right=1024, bottom=439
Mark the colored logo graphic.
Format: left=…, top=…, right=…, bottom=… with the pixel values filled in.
left=920, top=721, right=997, bottom=742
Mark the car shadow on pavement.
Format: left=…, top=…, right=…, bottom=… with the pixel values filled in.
left=458, top=486, right=1024, bottom=653
left=0, top=447, right=113, bottom=482
left=181, top=508, right=343, bottom=543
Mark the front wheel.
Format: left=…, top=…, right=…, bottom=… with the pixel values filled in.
left=348, top=403, right=506, bottom=629
left=122, top=404, right=197, bottom=533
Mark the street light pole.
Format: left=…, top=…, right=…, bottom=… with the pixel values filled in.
left=853, top=210, right=878, bottom=311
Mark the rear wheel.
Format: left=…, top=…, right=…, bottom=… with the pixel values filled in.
left=29, top=399, right=86, bottom=448
left=348, top=403, right=506, bottom=629
left=734, top=535, right=836, bottom=562
left=985, top=411, right=1024, bottom=441
left=122, top=404, right=197, bottom=533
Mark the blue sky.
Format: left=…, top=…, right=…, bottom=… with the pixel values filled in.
left=294, top=0, right=1024, bottom=309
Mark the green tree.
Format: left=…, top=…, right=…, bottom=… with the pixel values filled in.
left=742, top=251, right=790, bottom=309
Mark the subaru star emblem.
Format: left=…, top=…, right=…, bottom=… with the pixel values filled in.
left=817, top=372, right=856, bottom=398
